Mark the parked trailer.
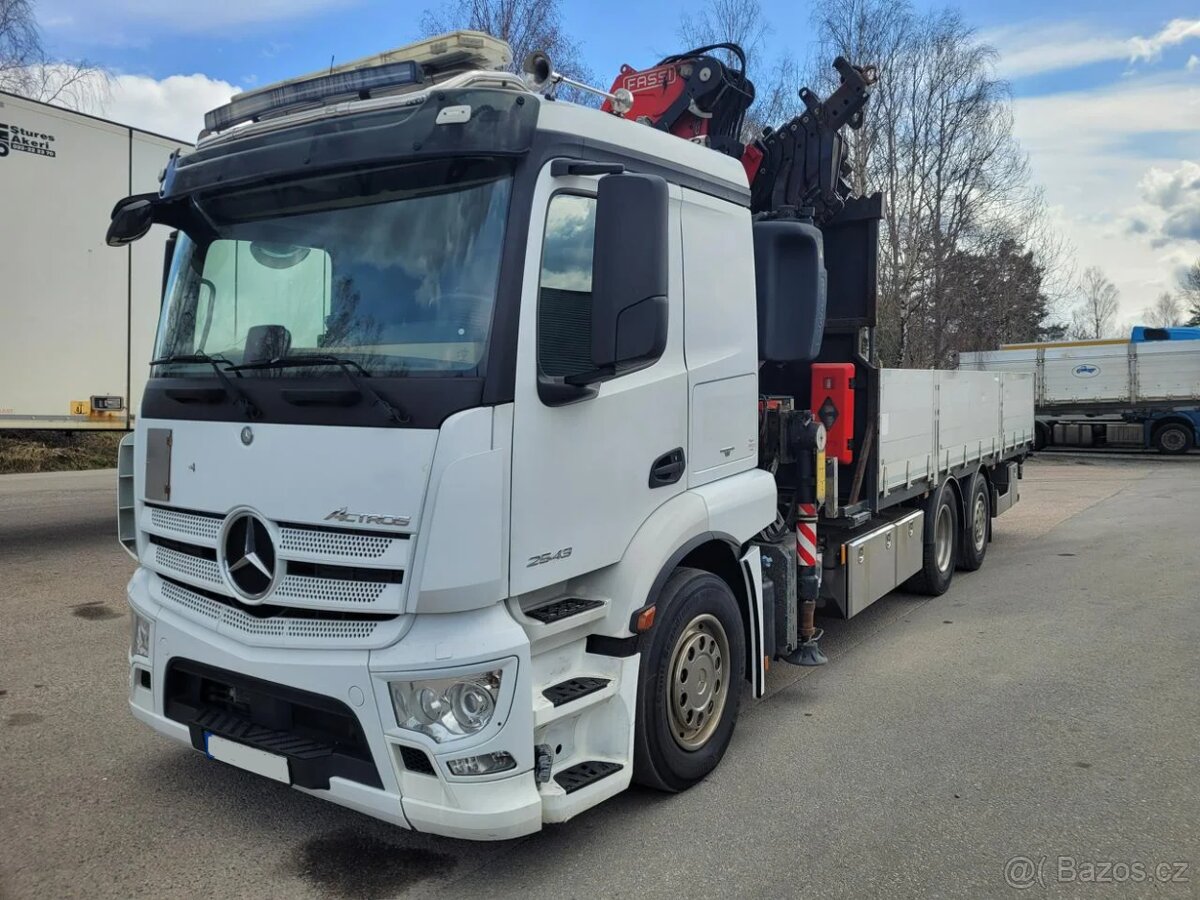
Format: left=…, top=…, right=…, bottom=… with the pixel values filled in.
left=959, top=329, right=1200, bottom=454
left=0, top=92, right=186, bottom=430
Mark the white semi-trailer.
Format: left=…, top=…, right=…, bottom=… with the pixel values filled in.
left=110, top=33, right=1033, bottom=840
left=960, top=327, right=1200, bottom=454
left=0, top=92, right=185, bottom=430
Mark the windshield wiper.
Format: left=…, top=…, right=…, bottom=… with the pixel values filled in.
left=228, top=354, right=410, bottom=425
left=149, top=353, right=262, bottom=420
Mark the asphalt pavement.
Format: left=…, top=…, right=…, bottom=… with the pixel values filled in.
left=1, top=457, right=1197, bottom=899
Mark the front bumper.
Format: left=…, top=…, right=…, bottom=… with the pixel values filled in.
left=127, top=569, right=543, bottom=841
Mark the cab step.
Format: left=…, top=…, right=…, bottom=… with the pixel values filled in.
left=554, top=760, right=623, bottom=794
left=526, top=597, right=604, bottom=624
left=542, top=676, right=610, bottom=707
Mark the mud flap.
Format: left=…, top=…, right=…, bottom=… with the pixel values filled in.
left=739, top=545, right=767, bottom=698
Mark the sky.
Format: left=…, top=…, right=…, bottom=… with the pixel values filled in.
left=35, top=0, right=1200, bottom=326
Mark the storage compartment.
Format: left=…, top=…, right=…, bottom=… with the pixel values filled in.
left=845, top=521, right=896, bottom=617
left=892, top=509, right=923, bottom=586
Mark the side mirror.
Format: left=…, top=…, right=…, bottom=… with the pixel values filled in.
left=565, top=173, right=670, bottom=386
left=106, top=193, right=159, bottom=247
left=753, top=218, right=827, bottom=362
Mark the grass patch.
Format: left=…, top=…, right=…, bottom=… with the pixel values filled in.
left=0, top=431, right=124, bottom=475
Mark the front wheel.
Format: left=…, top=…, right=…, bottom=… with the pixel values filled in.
left=1153, top=423, right=1193, bottom=455
left=633, top=567, right=745, bottom=792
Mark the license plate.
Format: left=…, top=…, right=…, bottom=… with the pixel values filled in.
left=204, top=733, right=290, bottom=784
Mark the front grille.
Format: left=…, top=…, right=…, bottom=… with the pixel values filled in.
left=150, top=506, right=222, bottom=542
left=154, top=543, right=223, bottom=587
left=278, top=526, right=402, bottom=559
left=275, top=574, right=388, bottom=605
left=159, top=578, right=402, bottom=649
left=140, top=505, right=409, bottom=618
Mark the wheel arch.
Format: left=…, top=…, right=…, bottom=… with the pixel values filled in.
left=1150, top=414, right=1198, bottom=441
left=633, top=533, right=754, bottom=683
left=921, top=475, right=964, bottom=546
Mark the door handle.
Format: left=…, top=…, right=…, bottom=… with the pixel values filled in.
left=649, top=448, right=686, bottom=488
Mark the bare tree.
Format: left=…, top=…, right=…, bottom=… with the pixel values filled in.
left=421, top=0, right=595, bottom=102
left=0, top=0, right=108, bottom=109
left=1180, top=259, right=1200, bottom=326
left=1069, top=267, right=1120, bottom=339
left=806, top=0, right=1073, bottom=366
left=1144, top=292, right=1184, bottom=328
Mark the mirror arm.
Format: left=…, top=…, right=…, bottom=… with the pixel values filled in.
left=537, top=376, right=599, bottom=406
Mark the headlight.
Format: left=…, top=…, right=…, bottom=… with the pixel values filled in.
left=130, top=611, right=152, bottom=659
left=388, top=670, right=502, bottom=742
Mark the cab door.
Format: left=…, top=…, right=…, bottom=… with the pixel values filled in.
left=508, top=162, right=688, bottom=595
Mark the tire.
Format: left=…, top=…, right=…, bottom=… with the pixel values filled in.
left=1153, top=423, right=1193, bottom=455
left=1033, top=423, right=1049, bottom=451
left=904, top=484, right=958, bottom=596
left=957, top=474, right=989, bottom=572
left=632, top=567, right=745, bottom=793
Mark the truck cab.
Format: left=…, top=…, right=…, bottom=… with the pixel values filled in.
left=112, top=33, right=1031, bottom=840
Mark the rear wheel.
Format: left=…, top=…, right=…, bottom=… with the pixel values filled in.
left=957, top=474, right=989, bottom=572
left=1153, top=423, right=1193, bottom=455
left=904, top=485, right=958, bottom=596
left=633, top=567, right=745, bottom=792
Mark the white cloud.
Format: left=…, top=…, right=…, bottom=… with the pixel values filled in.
left=1138, top=162, right=1200, bottom=245
left=101, top=73, right=237, bottom=141
left=1011, top=72, right=1200, bottom=318
left=1188, top=54, right=1200, bottom=72
left=986, top=17, right=1200, bottom=78
left=1129, top=18, right=1200, bottom=63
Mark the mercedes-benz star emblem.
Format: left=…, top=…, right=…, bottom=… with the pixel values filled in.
left=240, top=426, right=254, bottom=446
left=221, top=512, right=277, bottom=601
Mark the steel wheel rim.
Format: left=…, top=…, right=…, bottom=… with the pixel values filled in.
left=972, top=493, right=987, bottom=552
left=667, top=613, right=730, bottom=751
left=1161, top=429, right=1186, bottom=452
left=935, top=503, right=954, bottom=573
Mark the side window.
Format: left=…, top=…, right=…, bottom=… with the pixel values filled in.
left=537, top=194, right=596, bottom=378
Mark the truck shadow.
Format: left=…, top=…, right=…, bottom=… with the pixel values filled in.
left=145, top=746, right=672, bottom=899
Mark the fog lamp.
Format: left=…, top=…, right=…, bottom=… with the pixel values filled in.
left=447, top=751, right=517, bottom=776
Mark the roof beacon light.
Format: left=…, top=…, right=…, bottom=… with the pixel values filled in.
left=204, top=60, right=422, bottom=135
left=202, top=31, right=514, bottom=136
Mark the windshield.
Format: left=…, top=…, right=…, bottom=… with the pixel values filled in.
left=153, top=158, right=513, bottom=377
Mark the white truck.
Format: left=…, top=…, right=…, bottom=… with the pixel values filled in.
left=0, top=92, right=184, bottom=429
left=110, top=33, right=1033, bottom=840
left=959, top=327, right=1200, bottom=454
